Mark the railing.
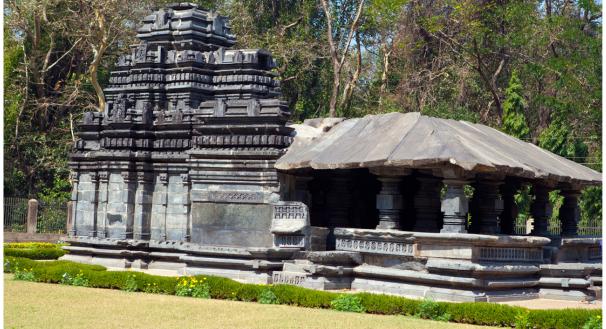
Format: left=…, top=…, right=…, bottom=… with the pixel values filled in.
left=37, top=199, right=68, bottom=234
left=514, top=218, right=602, bottom=237
left=578, top=219, right=602, bottom=236
left=4, top=198, right=29, bottom=232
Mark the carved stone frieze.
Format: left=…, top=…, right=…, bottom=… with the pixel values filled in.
left=336, top=238, right=415, bottom=256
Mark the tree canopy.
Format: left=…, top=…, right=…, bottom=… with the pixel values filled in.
left=4, top=0, right=601, bottom=221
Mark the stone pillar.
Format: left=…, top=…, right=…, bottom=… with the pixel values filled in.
left=294, top=175, right=313, bottom=209
left=164, top=173, right=190, bottom=242
left=530, top=186, right=553, bottom=236
left=499, top=182, right=522, bottom=235
left=440, top=179, right=469, bottom=233
left=151, top=173, right=168, bottom=241
left=559, top=190, right=581, bottom=237
left=370, top=167, right=411, bottom=230
left=469, top=181, right=504, bottom=234
left=27, top=199, right=39, bottom=234
left=325, top=171, right=352, bottom=249
left=69, top=171, right=79, bottom=236
left=87, top=173, right=100, bottom=237
left=375, top=177, right=403, bottom=230
left=66, top=201, right=73, bottom=234
left=133, top=172, right=154, bottom=240
left=412, top=177, right=443, bottom=232
left=96, top=172, right=109, bottom=238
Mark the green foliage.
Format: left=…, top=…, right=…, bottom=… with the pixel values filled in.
left=258, top=287, right=280, bottom=305
left=122, top=273, right=138, bottom=292
left=3, top=257, right=602, bottom=328
left=582, top=315, right=603, bottom=329
left=14, top=267, right=36, bottom=281
left=502, top=70, right=530, bottom=140
left=175, top=276, right=211, bottom=298
left=515, top=309, right=532, bottom=329
left=414, top=297, right=451, bottom=322
left=4, top=247, right=68, bottom=260
left=330, top=293, right=365, bottom=313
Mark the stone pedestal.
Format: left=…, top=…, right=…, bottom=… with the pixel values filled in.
left=499, top=182, right=522, bottom=235
left=469, top=181, right=504, bottom=234
left=530, top=187, right=553, bottom=236
left=413, top=177, right=443, bottom=232
left=440, top=179, right=469, bottom=233
left=376, top=177, right=404, bottom=230
left=559, top=190, right=582, bottom=237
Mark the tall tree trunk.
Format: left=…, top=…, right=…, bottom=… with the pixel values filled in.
left=321, top=0, right=366, bottom=118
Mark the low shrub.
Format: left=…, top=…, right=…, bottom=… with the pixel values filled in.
left=4, top=257, right=602, bottom=329
left=122, top=272, right=138, bottom=292
left=414, top=297, right=451, bottom=322
left=330, top=293, right=365, bottom=313
left=258, top=285, right=279, bottom=305
left=4, top=242, right=65, bottom=249
left=582, top=315, right=602, bottom=329
left=4, top=248, right=68, bottom=260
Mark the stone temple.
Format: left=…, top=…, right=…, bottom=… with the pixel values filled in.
left=63, top=3, right=602, bottom=302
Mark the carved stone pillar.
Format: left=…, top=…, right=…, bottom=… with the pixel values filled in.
left=412, top=176, right=443, bottom=232
left=499, top=182, right=522, bottom=235
left=370, top=168, right=411, bottom=230
left=530, top=186, right=554, bottom=236
left=469, top=180, right=504, bottom=234
left=559, top=190, right=582, bottom=237
left=440, top=179, right=469, bottom=233
left=325, top=171, right=352, bottom=249
left=151, top=173, right=169, bottom=241
left=134, top=172, right=153, bottom=240
left=96, top=171, right=109, bottom=238
left=88, top=172, right=99, bottom=237
left=69, top=171, right=79, bottom=237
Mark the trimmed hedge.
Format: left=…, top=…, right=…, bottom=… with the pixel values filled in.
left=4, top=243, right=62, bottom=249
left=4, top=257, right=601, bottom=329
left=4, top=248, right=68, bottom=260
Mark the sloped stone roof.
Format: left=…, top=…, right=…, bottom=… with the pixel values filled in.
left=275, top=112, right=602, bottom=186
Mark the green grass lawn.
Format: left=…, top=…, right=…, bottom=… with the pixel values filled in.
left=4, top=274, right=479, bottom=329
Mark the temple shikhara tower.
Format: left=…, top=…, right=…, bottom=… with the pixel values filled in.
left=64, top=3, right=602, bottom=303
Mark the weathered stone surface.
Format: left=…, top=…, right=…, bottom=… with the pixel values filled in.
left=191, top=202, right=273, bottom=247
left=276, top=113, right=602, bottom=186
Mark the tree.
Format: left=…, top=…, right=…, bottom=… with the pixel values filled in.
left=320, top=0, right=366, bottom=118
left=501, top=70, right=530, bottom=140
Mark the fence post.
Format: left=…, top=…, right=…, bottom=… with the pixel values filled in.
left=27, top=199, right=39, bottom=234
left=66, top=201, right=73, bottom=234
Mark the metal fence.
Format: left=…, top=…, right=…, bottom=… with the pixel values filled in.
left=4, top=198, right=29, bottom=232
left=515, top=218, right=602, bottom=236
left=37, top=199, right=68, bottom=234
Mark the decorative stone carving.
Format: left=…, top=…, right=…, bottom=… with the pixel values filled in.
left=477, top=247, right=542, bottom=261
left=210, top=191, right=263, bottom=203
left=273, top=272, right=307, bottom=286
left=271, top=201, right=309, bottom=235
left=335, top=238, right=415, bottom=256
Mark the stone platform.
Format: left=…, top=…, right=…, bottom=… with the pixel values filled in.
left=61, top=228, right=601, bottom=302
